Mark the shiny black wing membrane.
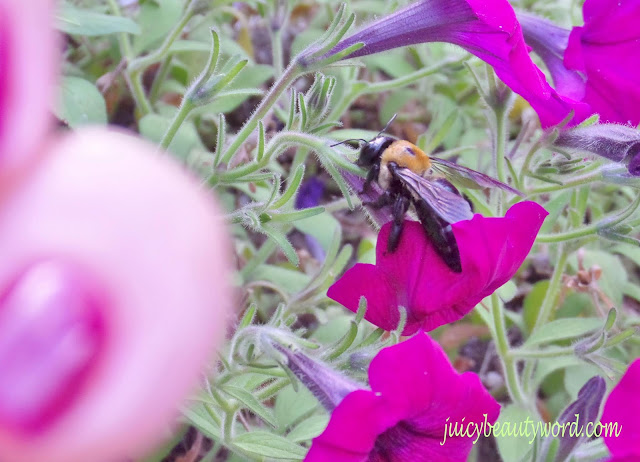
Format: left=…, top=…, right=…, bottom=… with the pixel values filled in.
left=430, top=157, right=525, bottom=197
left=391, top=167, right=474, bottom=224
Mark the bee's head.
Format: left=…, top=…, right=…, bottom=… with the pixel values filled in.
left=356, top=136, right=395, bottom=168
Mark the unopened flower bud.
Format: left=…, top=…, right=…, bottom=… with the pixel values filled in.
left=554, top=124, right=640, bottom=175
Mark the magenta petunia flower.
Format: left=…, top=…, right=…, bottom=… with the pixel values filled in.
left=519, top=0, right=640, bottom=126
left=327, top=201, right=547, bottom=335
left=305, top=332, right=501, bottom=462
left=321, top=0, right=591, bottom=128
left=600, top=358, right=640, bottom=461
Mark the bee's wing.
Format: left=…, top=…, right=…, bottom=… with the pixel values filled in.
left=430, top=157, right=525, bottom=197
left=392, top=167, right=474, bottom=224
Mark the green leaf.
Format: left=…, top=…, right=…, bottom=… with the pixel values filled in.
left=55, top=77, right=107, bottom=127
left=56, top=4, right=141, bottom=36
left=533, top=356, right=587, bottom=390
left=183, top=403, right=221, bottom=439
left=294, top=212, right=340, bottom=254
left=271, top=207, right=325, bottom=223
left=563, top=364, right=605, bottom=399
left=523, top=318, right=603, bottom=347
left=262, top=225, right=299, bottom=266
left=222, top=385, right=277, bottom=428
left=275, top=385, right=319, bottom=430
left=522, top=280, right=550, bottom=333
left=232, top=431, right=307, bottom=459
left=251, top=265, right=310, bottom=293
left=132, top=0, right=183, bottom=54
left=272, top=164, right=304, bottom=209
left=139, top=113, right=203, bottom=159
left=287, top=414, right=329, bottom=443
left=497, top=280, right=518, bottom=303
left=494, top=404, right=539, bottom=462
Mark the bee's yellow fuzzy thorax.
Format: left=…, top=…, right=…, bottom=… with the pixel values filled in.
left=380, top=140, right=431, bottom=175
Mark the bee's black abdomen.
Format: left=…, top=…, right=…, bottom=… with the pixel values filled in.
left=413, top=199, right=463, bottom=272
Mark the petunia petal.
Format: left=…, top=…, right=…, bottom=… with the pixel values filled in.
left=329, top=202, right=547, bottom=335
left=563, top=0, right=640, bottom=126
left=305, top=390, right=396, bottom=462
left=327, top=264, right=404, bottom=332
left=325, top=0, right=591, bottom=127
left=601, top=359, right=640, bottom=459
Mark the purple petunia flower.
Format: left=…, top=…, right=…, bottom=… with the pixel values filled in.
left=600, top=358, right=640, bottom=461
left=327, top=201, right=547, bottom=335
left=322, top=0, right=591, bottom=128
left=305, top=332, right=501, bottom=462
left=519, top=0, right=640, bottom=127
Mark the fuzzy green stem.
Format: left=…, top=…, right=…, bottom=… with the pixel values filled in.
left=125, top=0, right=199, bottom=115
left=511, top=346, right=575, bottom=359
left=149, top=55, right=173, bottom=103
left=493, top=106, right=508, bottom=215
left=533, top=247, right=569, bottom=331
left=537, top=193, right=640, bottom=243
left=491, top=293, right=527, bottom=407
left=107, top=0, right=133, bottom=59
left=159, top=99, right=195, bottom=151
left=272, top=28, right=284, bottom=78
left=126, top=71, right=153, bottom=116
left=127, top=0, right=199, bottom=73
left=221, top=63, right=301, bottom=165
left=329, top=57, right=466, bottom=121
left=527, top=167, right=604, bottom=196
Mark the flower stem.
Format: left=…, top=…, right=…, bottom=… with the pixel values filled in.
left=220, top=62, right=301, bottom=166
left=521, top=247, right=569, bottom=397
left=511, top=345, right=575, bottom=359
left=537, top=193, right=640, bottom=243
left=527, top=166, right=604, bottom=196
left=159, top=99, right=195, bottom=151
left=125, top=0, right=200, bottom=116
left=107, top=0, right=133, bottom=59
left=490, top=293, right=527, bottom=408
left=533, top=246, right=568, bottom=331
left=493, top=105, right=508, bottom=215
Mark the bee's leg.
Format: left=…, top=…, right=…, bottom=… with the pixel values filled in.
left=360, top=163, right=379, bottom=194
left=387, top=195, right=410, bottom=252
left=362, top=191, right=393, bottom=209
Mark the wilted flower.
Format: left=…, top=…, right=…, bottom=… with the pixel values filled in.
left=553, top=123, right=640, bottom=176
left=327, top=201, right=547, bottom=335
left=323, top=0, right=590, bottom=128
left=600, top=359, right=640, bottom=461
left=520, top=0, right=640, bottom=126
left=0, top=2, right=233, bottom=461
left=304, top=332, right=500, bottom=461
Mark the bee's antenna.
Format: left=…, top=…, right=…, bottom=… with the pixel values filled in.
left=330, top=138, right=368, bottom=148
left=376, top=113, right=397, bottom=138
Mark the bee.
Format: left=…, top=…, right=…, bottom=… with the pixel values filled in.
left=335, top=120, right=523, bottom=272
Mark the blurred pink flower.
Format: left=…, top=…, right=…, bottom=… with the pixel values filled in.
left=519, top=0, right=640, bottom=126
left=600, top=358, right=640, bottom=461
left=0, top=1, right=233, bottom=461
left=327, top=201, right=547, bottom=335
left=0, top=0, right=56, bottom=178
left=322, top=0, right=591, bottom=128
left=305, top=332, right=500, bottom=461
